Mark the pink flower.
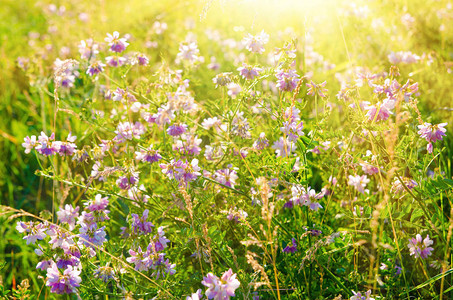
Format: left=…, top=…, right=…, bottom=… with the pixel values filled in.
left=364, top=98, right=395, bottom=122
left=408, top=234, right=434, bottom=259
left=202, top=268, right=240, bottom=299
left=417, top=123, right=447, bottom=143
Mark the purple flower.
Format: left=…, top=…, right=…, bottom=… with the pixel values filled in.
left=22, top=135, right=38, bottom=154
left=135, top=145, right=162, bottom=163
left=306, top=81, right=328, bottom=98
left=417, top=123, right=447, bottom=143
left=280, top=120, right=304, bottom=141
left=214, top=168, right=238, bottom=189
left=176, top=42, right=200, bottom=64
left=272, top=137, right=297, bottom=158
left=153, top=226, right=171, bottom=251
left=167, top=123, right=188, bottom=136
left=16, top=221, right=47, bottom=245
left=86, top=61, right=106, bottom=76
left=55, top=133, right=77, bottom=156
left=78, top=223, right=106, bottom=248
left=116, top=170, right=139, bottom=190
left=84, top=194, right=109, bottom=212
left=283, top=238, right=298, bottom=253
left=105, top=55, right=127, bottom=67
left=160, top=159, right=185, bottom=181
left=350, top=290, right=374, bottom=300
left=408, top=234, right=434, bottom=259
left=391, top=177, right=418, bottom=194
left=105, top=31, right=129, bottom=53
left=36, top=132, right=57, bottom=156
left=94, top=265, right=115, bottom=282
left=237, top=63, right=262, bottom=80
left=126, top=246, right=150, bottom=271
left=364, top=98, right=395, bottom=122
left=187, top=289, right=203, bottom=300
left=275, top=68, right=299, bottom=92
left=57, top=204, right=80, bottom=230
left=46, top=263, right=81, bottom=294
left=253, top=132, right=269, bottom=150
left=201, top=268, right=240, bottom=299
left=130, top=209, right=154, bottom=235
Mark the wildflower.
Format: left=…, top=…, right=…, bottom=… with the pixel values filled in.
left=46, top=263, right=81, bottom=294
left=135, top=145, right=162, bottom=163
left=36, top=132, right=57, bottom=156
left=176, top=42, right=200, bottom=64
left=360, top=162, right=379, bottom=175
left=275, top=68, right=299, bottom=92
left=306, top=81, right=328, bottom=98
left=214, top=167, right=239, bottom=189
left=283, top=238, right=298, bottom=253
left=187, top=289, right=203, bottom=300
left=57, top=205, right=80, bottom=230
left=86, top=61, right=105, bottom=76
left=227, top=83, right=242, bottom=99
left=348, top=175, right=370, bottom=194
left=350, top=290, right=374, bottom=300
left=417, top=123, right=447, bottom=153
left=146, top=21, right=164, bottom=35
left=231, top=112, right=251, bottom=139
left=105, top=31, right=129, bottom=53
left=84, top=194, right=109, bottom=212
left=126, top=246, right=150, bottom=271
left=408, top=234, right=434, bottom=259
left=78, top=39, right=99, bottom=60
left=153, top=227, right=171, bottom=251
left=202, top=268, right=240, bottom=299
left=243, top=30, right=269, bottom=54
left=182, top=159, right=202, bottom=183
left=237, top=63, right=262, bottom=80
left=280, top=120, right=304, bottom=141
left=116, top=170, right=139, bottom=190
left=130, top=209, right=154, bottom=235
left=364, top=98, right=395, bottom=122
left=94, top=265, right=115, bottom=282
left=22, top=135, right=38, bottom=154
left=173, top=134, right=202, bottom=156
left=160, top=159, right=185, bottom=181
left=253, top=132, right=269, bottom=150
left=16, top=221, right=47, bottom=245
left=391, top=177, right=418, bottom=194
left=388, top=51, right=420, bottom=64
left=167, top=123, right=188, bottom=137
left=105, top=55, right=127, bottom=67
left=78, top=223, right=106, bottom=248
left=272, top=137, right=296, bottom=158
left=212, top=72, right=233, bottom=87
left=55, top=133, right=77, bottom=156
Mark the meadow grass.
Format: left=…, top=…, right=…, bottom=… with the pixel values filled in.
left=1, top=0, right=452, bottom=299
